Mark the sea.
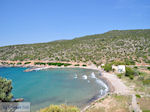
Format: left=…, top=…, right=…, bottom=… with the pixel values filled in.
left=0, top=67, right=109, bottom=112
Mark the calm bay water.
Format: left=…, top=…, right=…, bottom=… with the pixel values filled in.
left=0, top=67, right=108, bottom=111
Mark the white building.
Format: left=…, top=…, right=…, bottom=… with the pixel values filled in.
left=112, top=65, right=126, bottom=73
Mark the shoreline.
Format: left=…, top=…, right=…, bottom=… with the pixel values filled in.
left=82, top=71, right=131, bottom=111
left=0, top=62, right=117, bottom=112
left=81, top=71, right=115, bottom=112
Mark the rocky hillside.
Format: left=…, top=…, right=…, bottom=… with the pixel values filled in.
left=0, top=29, right=150, bottom=65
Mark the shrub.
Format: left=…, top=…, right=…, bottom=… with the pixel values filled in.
left=47, top=62, right=71, bottom=67
left=24, top=62, right=31, bottom=64
left=34, top=62, right=46, bottom=65
left=63, top=63, right=71, bottom=66
left=9, top=63, right=15, bottom=65
left=138, top=72, right=145, bottom=76
left=74, top=64, right=79, bottom=66
left=147, top=67, right=150, bottom=70
left=129, top=75, right=134, bottom=80
left=134, top=66, right=138, bottom=69
left=82, top=64, right=87, bottom=67
left=0, top=77, right=13, bottom=102
left=17, top=62, right=22, bottom=65
left=39, top=104, right=80, bottom=112
left=135, top=94, right=141, bottom=98
left=125, top=67, right=135, bottom=76
left=117, top=73, right=123, bottom=79
left=125, top=67, right=135, bottom=79
left=104, top=63, right=112, bottom=72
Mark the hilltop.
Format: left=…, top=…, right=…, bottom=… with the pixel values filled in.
left=0, top=29, right=150, bottom=65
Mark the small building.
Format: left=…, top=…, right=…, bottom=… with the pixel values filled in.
left=112, top=65, right=126, bottom=73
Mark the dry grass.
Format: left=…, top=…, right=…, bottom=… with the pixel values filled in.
left=137, top=97, right=150, bottom=111
left=85, top=94, right=131, bottom=112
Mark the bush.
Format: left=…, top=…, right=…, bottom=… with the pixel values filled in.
left=47, top=62, right=71, bottom=67
left=125, top=67, right=135, bottom=79
left=0, top=77, right=13, bottom=102
left=117, top=73, right=123, bottom=79
left=34, top=62, right=46, bottom=65
left=39, top=104, right=80, bottom=112
left=17, top=62, right=22, bottom=65
left=9, top=63, right=15, bottom=65
left=134, top=66, right=138, bottom=69
left=129, top=75, right=134, bottom=80
left=104, top=63, right=112, bottom=72
left=125, top=67, right=135, bottom=76
left=138, top=72, right=145, bottom=76
left=82, top=64, right=87, bottom=67
left=74, top=64, right=79, bottom=66
left=136, top=94, right=141, bottom=98
left=24, top=62, right=31, bottom=64
left=63, top=63, right=72, bottom=66
left=147, top=67, right=150, bottom=70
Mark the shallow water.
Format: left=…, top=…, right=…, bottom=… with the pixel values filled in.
left=0, top=67, right=108, bottom=111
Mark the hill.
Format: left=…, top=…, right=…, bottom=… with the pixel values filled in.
left=0, top=29, right=150, bottom=65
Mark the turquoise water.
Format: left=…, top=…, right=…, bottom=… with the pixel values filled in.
left=0, top=67, right=108, bottom=111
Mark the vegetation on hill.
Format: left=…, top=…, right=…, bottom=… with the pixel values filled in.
left=0, top=76, right=13, bottom=102
left=0, top=29, right=150, bottom=65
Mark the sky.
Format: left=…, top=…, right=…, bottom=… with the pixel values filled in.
left=0, top=0, right=150, bottom=46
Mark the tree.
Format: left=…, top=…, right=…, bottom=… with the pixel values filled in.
left=0, top=77, right=13, bottom=102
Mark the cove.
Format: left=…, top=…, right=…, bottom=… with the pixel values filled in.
left=0, top=67, right=108, bottom=112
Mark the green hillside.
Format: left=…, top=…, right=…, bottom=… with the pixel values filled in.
left=0, top=29, right=150, bottom=65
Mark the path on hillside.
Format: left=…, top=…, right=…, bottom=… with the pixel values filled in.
left=132, top=94, right=142, bottom=112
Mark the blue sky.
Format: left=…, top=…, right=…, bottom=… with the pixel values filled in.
left=0, top=0, right=150, bottom=46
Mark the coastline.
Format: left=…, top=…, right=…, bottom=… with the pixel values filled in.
left=81, top=71, right=131, bottom=112
left=0, top=60, right=100, bottom=72
left=81, top=71, right=115, bottom=112
left=0, top=61, right=116, bottom=111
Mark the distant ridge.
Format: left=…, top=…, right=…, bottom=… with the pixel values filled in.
left=0, top=29, right=150, bottom=65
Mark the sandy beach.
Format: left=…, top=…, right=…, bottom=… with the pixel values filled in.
left=101, top=71, right=131, bottom=95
